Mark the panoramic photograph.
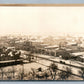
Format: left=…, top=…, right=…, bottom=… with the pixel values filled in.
left=0, top=6, right=84, bottom=80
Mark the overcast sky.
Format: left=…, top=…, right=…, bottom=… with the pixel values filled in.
left=0, top=7, right=84, bottom=35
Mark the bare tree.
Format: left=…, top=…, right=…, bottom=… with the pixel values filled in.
left=49, top=62, right=58, bottom=80
left=79, top=68, right=84, bottom=80
left=58, top=67, right=72, bottom=80
left=0, top=68, right=3, bottom=80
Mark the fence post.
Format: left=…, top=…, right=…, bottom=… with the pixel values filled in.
left=21, top=63, right=24, bottom=80
left=12, top=66, right=15, bottom=78
left=1, top=68, right=3, bottom=80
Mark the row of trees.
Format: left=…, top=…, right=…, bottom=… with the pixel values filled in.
left=0, top=63, right=83, bottom=80
left=19, top=63, right=84, bottom=80
left=0, top=47, right=21, bottom=61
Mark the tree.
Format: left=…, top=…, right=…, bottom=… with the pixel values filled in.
left=0, top=68, right=3, bottom=80
left=28, top=55, right=32, bottom=63
left=49, top=62, right=58, bottom=80
left=58, top=67, right=72, bottom=80
left=31, top=68, right=36, bottom=80
left=79, top=68, right=84, bottom=80
left=12, top=50, right=21, bottom=60
left=43, top=69, right=50, bottom=80
left=58, top=71, right=67, bottom=80
left=12, top=66, right=16, bottom=79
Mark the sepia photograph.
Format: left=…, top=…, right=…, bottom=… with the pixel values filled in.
left=0, top=6, right=84, bottom=80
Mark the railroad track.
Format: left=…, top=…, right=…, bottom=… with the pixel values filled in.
left=33, top=54, right=84, bottom=69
